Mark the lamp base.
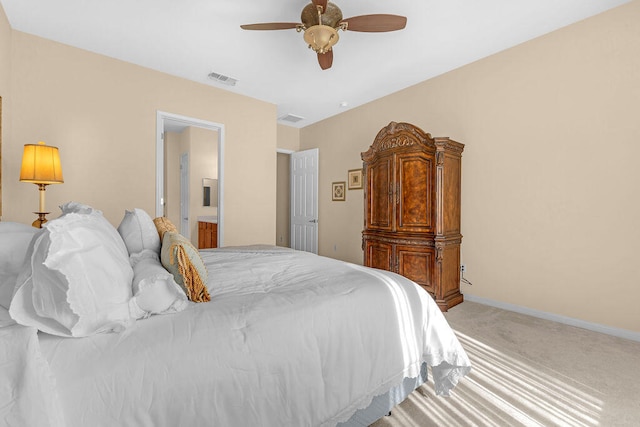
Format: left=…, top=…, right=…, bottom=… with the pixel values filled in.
left=32, top=212, right=50, bottom=228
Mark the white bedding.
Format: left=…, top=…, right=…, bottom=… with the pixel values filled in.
left=16, top=246, right=469, bottom=426
left=0, top=308, right=65, bottom=427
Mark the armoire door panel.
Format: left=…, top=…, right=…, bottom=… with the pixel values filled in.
left=364, top=240, right=393, bottom=271
left=397, top=246, right=434, bottom=293
left=441, top=154, right=462, bottom=235
left=439, top=244, right=461, bottom=297
left=366, top=156, right=393, bottom=231
left=397, top=154, right=433, bottom=232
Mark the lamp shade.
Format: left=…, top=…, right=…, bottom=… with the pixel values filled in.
left=20, top=141, right=64, bottom=184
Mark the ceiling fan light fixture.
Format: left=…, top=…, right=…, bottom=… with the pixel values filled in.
left=304, top=25, right=339, bottom=53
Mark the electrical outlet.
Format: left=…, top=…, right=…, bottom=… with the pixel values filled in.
left=460, top=264, right=466, bottom=274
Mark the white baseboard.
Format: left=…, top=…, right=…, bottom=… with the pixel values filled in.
left=464, top=294, right=640, bottom=343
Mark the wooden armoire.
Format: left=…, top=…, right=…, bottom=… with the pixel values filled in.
left=361, top=122, right=464, bottom=311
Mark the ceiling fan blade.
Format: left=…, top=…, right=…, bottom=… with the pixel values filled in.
left=317, top=50, right=333, bottom=70
left=341, top=14, right=407, bottom=32
left=312, top=0, right=328, bottom=13
left=240, top=23, right=300, bottom=31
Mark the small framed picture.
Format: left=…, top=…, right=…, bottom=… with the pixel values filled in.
left=348, top=169, right=363, bottom=190
left=332, top=181, right=346, bottom=201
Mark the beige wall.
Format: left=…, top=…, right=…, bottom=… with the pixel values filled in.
left=2, top=30, right=277, bottom=246
left=0, top=5, right=11, bottom=218
left=0, top=3, right=8, bottom=100
left=300, top=1, right=640, bottom=333
left=277, top=124, right=300, bottom=152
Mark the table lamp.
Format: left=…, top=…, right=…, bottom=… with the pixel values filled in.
left=19, top=141, right=64, bottom=228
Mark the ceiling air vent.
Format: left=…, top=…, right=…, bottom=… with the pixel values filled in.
left=278, top=114, right=304, bottom=123
left=208, top=72, right=237, bottom=86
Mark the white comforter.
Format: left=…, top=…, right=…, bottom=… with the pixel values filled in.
left=8, top=246, right=470, bottom=427
left=0, top=308, right=65, bottom=427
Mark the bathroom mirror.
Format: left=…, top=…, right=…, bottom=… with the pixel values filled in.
left=203, top=178, right=218, bottom=207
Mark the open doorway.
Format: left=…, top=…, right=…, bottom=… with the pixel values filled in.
left=156, top=111, right=224, bottom=247
left=276, top=151, right=290, bottom=247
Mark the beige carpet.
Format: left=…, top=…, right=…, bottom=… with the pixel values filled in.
left=371, top=301, right=640, bottom=427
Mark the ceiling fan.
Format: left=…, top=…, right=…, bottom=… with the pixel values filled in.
left=240, top=0, right=407, bottom=70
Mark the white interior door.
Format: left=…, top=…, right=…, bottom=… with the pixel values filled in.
left=180, top=152, right=189, bottom=237
left=290, top=148, right=319, bottom=253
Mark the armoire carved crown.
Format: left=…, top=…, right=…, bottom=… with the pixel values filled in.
left=362, top=122, right=435, bottom=162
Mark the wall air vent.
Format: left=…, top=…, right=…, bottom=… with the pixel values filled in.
left=208, top=72, right=238, bottom=86
left=278, top=114, right=305, bottom=123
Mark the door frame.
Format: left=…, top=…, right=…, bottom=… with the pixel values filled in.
left=156, top=111, right=225, bottom=246
left=179, top=152, right=189, bottom=237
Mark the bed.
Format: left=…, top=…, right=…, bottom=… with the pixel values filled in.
left=0, top=203, right=471, bottom=427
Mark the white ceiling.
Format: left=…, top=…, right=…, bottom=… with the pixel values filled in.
left=1, top=0, right=630, bottom=128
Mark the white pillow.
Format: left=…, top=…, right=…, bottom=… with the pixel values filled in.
left=117, top=208, right=161, bottom=257
left=0, top=222, right=40, bottom=309
left=129, top=256, right=189, bottom=319
left=9, top=209, right=135, bottom=337
left=59, top=201, right=97, bottom=215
